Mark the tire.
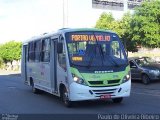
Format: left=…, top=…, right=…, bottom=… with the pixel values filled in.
left=112, top=97, right=123, bottom=103
left=61, top=87, right=72, bottom=107
left=31, top=82, right=40, bottom=94
left=142, top=74, right=150, bottom=85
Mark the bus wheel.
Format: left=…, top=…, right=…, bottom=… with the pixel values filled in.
left=31, top=82, right=39, bottom=94
left=62, top=87, right=72, bottom=107
left=112, top=97, right=123, bottom=103
left=142, top=74, right=150, bottom=85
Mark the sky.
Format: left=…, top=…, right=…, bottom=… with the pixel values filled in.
left=0, top=0, right=126, bottom=43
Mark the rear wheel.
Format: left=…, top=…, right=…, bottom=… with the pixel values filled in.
left=61, top=87, right=72, bottom=107
left=112, top=97, right=123, bottom=103
left=31, top=82, right=40, bottom=94
left=142, top=74, right=150, bottom=85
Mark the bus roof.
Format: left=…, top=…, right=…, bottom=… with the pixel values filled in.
left=58, top=28, right=115, bottom=33
left=23, top=28, right=116, bottom=44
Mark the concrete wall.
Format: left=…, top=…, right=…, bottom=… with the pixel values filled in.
left=128, top=47, right=160, bottom=62
left=4, top=60, right=21, bottom=71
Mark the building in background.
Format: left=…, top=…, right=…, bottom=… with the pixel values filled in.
left=92, top=0, right=150, bottom=11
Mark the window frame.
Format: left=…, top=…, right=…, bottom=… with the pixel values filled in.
left=41, top=38, right=51, bottom=63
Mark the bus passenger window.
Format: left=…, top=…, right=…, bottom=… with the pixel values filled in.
left=28, top=42, right=35, bottom=62
left=41, top=38, right=50, bottom=62
left=34, top=40, right=41, bottom=62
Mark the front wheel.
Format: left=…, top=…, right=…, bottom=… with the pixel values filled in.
left=142, top=74, right=150, bottom=85
left=112, top=97, right=123, bottom=103
left=62, top=87, right=72, bottom=107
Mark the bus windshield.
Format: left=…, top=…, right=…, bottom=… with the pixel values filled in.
left=65, top=31, right=127, bottom=67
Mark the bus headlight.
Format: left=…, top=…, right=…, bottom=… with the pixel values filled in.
left=122, top=71, right=131, bottom=83
left=72, top=74, right=87, bottom=86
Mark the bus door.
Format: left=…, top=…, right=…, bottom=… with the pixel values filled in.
left=57, top=36, right=68, bottom=91
left=50, top=37, right=59, bottom=93
left=22, top=45, right=28, bottom=84
left=50, top=35, right=68, bottom=94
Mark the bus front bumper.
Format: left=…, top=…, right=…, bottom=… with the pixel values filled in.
left=69, top=80, right=131, bottom=101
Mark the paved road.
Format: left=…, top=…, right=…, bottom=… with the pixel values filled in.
left=0, top=73, right=160, bottom=116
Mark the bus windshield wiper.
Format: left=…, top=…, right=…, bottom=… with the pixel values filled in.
left=109, top=57, right=120, bottom=67
left=93, top=32, right=104, bottom=66
left=86, top=32, right=104, bottom=68
left=87, top=44, right=95, bottom=68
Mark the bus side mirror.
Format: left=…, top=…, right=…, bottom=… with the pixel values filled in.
left=57, top=43, right=63, bottom=54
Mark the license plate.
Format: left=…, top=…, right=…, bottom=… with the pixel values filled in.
left=100, top=95, right=111, bottom=99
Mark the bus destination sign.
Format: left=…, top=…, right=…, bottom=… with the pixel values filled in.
left=71, top=34, right=110, bottom=42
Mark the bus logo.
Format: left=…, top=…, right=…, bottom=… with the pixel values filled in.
left=104, top=80, right=108, bottom=85
left=94, top=70, right=113, bottom=74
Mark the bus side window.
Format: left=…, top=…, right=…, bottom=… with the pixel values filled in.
left=58, top=37, right=66, bottom=70
left=28, top=42, right=35, bottom=62
left=34, top=40, right=41, bottom=62
left=41, top=38, right=50, bottom=62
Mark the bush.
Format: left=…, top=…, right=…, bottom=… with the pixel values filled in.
left=0, top=57, right=4, bottom=68
left=0, top=41, right=22, bottom=62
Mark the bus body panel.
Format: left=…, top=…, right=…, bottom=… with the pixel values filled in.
left=69, top=80, right=131, bottom=101
left=27, top=62, right=51, bottom=88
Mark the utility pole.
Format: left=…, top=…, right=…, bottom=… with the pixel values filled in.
left=62, top=0, right=68, bottom=28
left=124, top=0, right=128, bottom=56
left=63, top=0, right=65, bottom=28
left=124, top=0, right=128, bottom=12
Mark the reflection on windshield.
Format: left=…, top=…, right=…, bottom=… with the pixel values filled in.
left=144, top=57, right=156, bottom=63
left=135, top=57, right=156, bottom=66
left=135, top=58, right=149, bottom=66
left=66, top=32, right=127, bottom=67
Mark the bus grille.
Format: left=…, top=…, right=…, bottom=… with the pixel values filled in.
left=91, top=88, right=117, bottom=97
left=88, top=79, right=121, bottom=86
left=108, top=79, right=120, bottom=84
left=88, top=81, right=103, bottom=84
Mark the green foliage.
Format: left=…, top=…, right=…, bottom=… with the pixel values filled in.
left=120, top=12, right=138, bottom=52
left=95, top=12, right=115, bottom=30
left=95, top=12, right=135, bottom=52
left=131, top=0, right=160, bottom=48
left=0, top=41, right=22, bottom=62
left=0, top=57, right=4, bottom=68
left=95, top=0, right=160, bottom=51
left=95, top=12, right=122, bottom=36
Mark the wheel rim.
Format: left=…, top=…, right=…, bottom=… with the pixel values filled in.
left=63, top=89, right=69, bottom=105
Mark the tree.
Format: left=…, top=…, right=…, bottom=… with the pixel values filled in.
left=130, top=0, right=160, bottom=48
left=95, top=12, right=137, bottom=52
left=0, top=57, right=4, bottom=68
left=0, top=41, right=22, bottom=62
left=120, top=12, right=138, bottom=52
left=95, top=12, right=115, bottom=30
